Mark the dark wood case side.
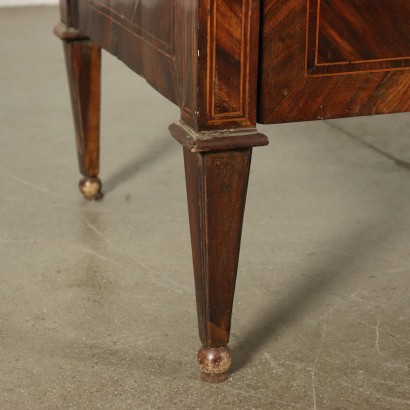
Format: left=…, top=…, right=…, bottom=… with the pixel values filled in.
left=60, top=0, right=263, bottom=133
left=72, top=0, right=182, bottom=106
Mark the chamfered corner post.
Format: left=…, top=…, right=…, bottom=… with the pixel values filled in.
left=54, top=19, right=103, bottom=200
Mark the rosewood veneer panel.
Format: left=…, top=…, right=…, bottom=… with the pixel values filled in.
left=312, top=0, right=410, bottom=73
left=75, top=0, right=180, bottom=105
left=258, top=0, right=410, bottom=123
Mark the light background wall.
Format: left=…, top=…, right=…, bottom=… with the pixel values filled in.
left=0, top=1, right=58, bottom=6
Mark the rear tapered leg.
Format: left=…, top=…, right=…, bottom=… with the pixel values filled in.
left=55, top=23, right=102, bottom=200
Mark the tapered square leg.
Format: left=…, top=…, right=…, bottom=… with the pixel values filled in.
left=170, top=122, right=268, bottom=380
left=184, top=147, right=252, bottom=379
left=55, top=23, right=102, bottom=200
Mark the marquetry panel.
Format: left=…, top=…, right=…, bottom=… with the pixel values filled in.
left=307, top=0, right=410, bottom=76
left=209, top=0, right=246, bottom=118
left=196, top=0, right=259, bottom=130
left=258, top=0, right=410, bottom=123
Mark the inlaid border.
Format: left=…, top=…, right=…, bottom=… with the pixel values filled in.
left=181, top=0, right=260, bottom=131
left=204, top=0, right=253, bottom=125
left=306, top=0, right=410, bottom=76
left=82, top=0, right=176, bottom=59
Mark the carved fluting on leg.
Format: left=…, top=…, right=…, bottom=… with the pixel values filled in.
left=56, top=23, right=102, bottom=200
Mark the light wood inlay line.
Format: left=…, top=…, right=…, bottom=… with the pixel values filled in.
left=306, top=0, right=410, bottom=76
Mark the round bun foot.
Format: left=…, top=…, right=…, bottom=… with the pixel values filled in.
left=79, top=177, right=103, bottom=200
left=197, top=345, right=232, bottom=377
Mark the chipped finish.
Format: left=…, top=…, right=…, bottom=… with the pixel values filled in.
left=79, top=177, right=103, bottom=200
left=169, top=122, right=268, bottom=153
left=54, top=21, right=88, bottom=41
left=197, top=345, right=232, bottom=375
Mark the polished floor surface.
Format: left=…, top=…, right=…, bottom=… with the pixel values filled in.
left=0, top=6, right=409, bottom=409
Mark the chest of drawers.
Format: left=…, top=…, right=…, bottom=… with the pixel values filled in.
left=55, top=0, right=410, bottom=380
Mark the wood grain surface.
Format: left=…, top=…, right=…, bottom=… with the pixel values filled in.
left=183, top=147, right=253, bottom=348
left=309, top=0, right=410, bottom=73
left=258, top=0, right=410, bottom=123
left=61, top=0, right=262, bottom=133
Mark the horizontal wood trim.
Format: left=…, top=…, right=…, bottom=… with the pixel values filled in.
left=54, top=22, right=88, bottom=40
left=169, top=122, right=268, bottom=152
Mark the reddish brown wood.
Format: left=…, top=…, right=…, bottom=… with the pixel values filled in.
left=74, top=0, right=181, bottom=105
left=57, top=0, right=266, bottom=377
left=59, top=0, right=78, bottom=27
left=57, top=25, right=102, bottom=200
left=258, top=0, right=410, bottom=123
left=170, top=121, right=267, bottom=376
left=198, top=346, right=232, bottom=381
left=54, top=0, right=410, bottom=382
left=169, top=123, right=268, bottom=152
left=313, top=0, right=410, bottom=67
left=54, top=22, right=87, bottom=41
left=182, top=141, right=253, bottom=376
left=188, top=0, right=262, bottom=131
left=57, top=0, right=410, bottom=380
left=59, top=1, right=262, bottom=131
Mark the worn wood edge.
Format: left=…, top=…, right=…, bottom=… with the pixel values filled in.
left=54, top=22, right=89, bottom=41
left=169, top=122, right=269, bottom=152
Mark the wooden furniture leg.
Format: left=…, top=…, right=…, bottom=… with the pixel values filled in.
left=55, top=23, right=102, bottom=200
left=184, top=147, right=251, bottom=381
left=170, top=124, right=268, bottom=381
left=168, top=0, right=267, bottom=379
left=56, top=0, right=270, bottom=380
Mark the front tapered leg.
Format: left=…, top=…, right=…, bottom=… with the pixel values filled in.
left=170, top=122, right=268, bottom=380
left=183, top=146, right=253, bottom=380
left=55, top=23, right=102, bottom=200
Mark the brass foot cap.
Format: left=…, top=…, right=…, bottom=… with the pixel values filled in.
left=197, top=345, right=232, bottom=375
left=79, top=177, right=103, bottom=200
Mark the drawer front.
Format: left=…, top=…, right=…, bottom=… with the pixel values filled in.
left=258, top=0, right=410, bottom=123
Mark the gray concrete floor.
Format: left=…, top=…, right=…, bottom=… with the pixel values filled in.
left=1, top=6, right=409, bottom=410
